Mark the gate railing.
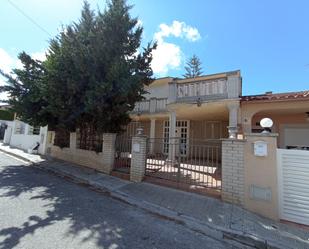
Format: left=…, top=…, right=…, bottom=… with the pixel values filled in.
left=146, top=138, right=222, bottom=190
left=114, top=135, right=132, bottom=171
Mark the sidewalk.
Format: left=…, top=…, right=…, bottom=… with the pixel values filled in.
left=1, top=143, right=308, bottom=249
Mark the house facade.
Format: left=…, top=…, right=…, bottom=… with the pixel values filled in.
left=128, top=70, right=242, bottom=159
left=128, top=70, right=309, bottom=153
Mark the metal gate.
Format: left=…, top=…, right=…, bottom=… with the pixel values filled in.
left=113, top=122, right=140, bottom=173
left=277, top=148, right=309, bottom=225
left=114, top=135, right=132, bottom=173
left=146, top=138, right=222, bottom=195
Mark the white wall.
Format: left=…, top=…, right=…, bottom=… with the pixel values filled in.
left=144, top=84, right=169, bottom=99
left=8, top=120, right=48, bottom=155
left=1, top=120, right=13, bottom=144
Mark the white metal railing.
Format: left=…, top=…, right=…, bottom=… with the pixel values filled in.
left=176, top=79, right=227, bottom=98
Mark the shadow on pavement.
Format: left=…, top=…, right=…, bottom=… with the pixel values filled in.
left=0, top=163, right=128, bottom=249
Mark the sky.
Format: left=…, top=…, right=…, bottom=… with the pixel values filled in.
left=1, top=0, right=309, bottom=101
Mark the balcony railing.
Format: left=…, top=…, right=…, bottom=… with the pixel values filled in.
left=132, top=98, right=167, bottom=114
left=176, top=79, right=228, bottom=101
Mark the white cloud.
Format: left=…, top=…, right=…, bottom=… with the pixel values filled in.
left=0, top=48, right=14, bottom=74
left=136, top=19, right=143, bottom=27
left=151, top=21, right=200, bottom=76
left=154, top=20, right=201, bottom=43
left=32, top=51, right=46, bottom=61
left=151, top=42, right=182, bottom=75
left=0, top=48, right=15, bottom=102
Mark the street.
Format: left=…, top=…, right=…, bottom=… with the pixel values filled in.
left=0, top=152, right=241, bottom=249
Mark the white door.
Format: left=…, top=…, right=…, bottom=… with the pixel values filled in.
left=277, top=148, right=309, bottom=225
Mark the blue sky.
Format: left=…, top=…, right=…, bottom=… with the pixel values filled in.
left=0, top=0, right=309, bottom=97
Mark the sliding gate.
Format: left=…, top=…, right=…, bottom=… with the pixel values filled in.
left=145, top=138, right=222, bottom=195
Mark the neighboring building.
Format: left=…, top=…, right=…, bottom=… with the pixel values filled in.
left=241, top=91, right=309, bottom=149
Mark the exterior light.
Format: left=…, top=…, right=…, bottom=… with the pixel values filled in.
left=260, top=118, right=273, bottom=133
left=197, top=97, right=202, bottom=107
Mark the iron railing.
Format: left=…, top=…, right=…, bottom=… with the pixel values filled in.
left=146, top=138, right=222, bottom=190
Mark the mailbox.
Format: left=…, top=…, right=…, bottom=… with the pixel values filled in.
left=133, top=143, right=140, bottom=153
left=254, top=141, right=268, bottom=157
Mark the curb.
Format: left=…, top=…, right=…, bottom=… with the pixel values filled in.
left=0, top=149, right=294, bottom=249
left=0, top=147, right=33, bottom=163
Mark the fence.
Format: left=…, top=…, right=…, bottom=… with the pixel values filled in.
left=146, top=138, right=222, bottom=194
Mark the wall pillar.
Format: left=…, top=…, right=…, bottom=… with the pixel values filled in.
left=243, top=133, right=279, bottom=220
left=221, top=139, right=245, bottom=206
left=102, top=133, right=117, bottom=174
left=168, top=111, right=177, bottom=163
left=38, top=126, right=48, bottom=155
left=25, top=124, right=30, bottom=135
left=69, top=132, right=77, bottom=149
left=168, top=81, right=177, bottom=104
left=45, top=131, right=55, bottom=155
left=227, top=102, right=240, bottom=138
left=130, top=134, right=147, bottom=182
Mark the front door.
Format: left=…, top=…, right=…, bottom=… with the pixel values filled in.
left=163, top=120, right=189, bottom=156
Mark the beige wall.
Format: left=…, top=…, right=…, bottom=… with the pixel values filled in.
left=241, top=99, right=309, bottom=148
left=190, top=120, right=229, bottom=140
left=243, top=134, right=279, bottom=220
left=252, top=113, right=307, bottom=148
left=51, top=146, right=105, bottom=172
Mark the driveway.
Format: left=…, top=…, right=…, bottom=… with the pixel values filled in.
left=0, top=152, right=238, bottom=249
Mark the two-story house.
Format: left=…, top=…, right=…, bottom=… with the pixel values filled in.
left=123, top=70, right=242, bottom=159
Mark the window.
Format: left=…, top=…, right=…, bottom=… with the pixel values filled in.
left=28, top=126, right=40, bottom=135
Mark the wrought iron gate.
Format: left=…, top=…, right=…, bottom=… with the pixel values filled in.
left=146, top=138, right=222, bottom=194
left=114, top=135, right=132, bottom=172
left=113, top=122, right=140, bottom=173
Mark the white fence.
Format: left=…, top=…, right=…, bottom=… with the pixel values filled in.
left=277, top=148, right=309, bottom=225
left=3, top=120, right=48, bottom=155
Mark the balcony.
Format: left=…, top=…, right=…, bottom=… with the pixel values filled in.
left=132, top=98, right=168, bottom=114
left=176, top=79, right=228, bottom=101
left=168, top=73, right=241, bottom=104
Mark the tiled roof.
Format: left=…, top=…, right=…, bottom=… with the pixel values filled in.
left=241, top=91, right=309, bottom=102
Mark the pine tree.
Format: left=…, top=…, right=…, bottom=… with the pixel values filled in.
left=183, top=54, right=203, bottom=78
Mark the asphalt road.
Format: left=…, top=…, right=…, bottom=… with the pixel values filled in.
left=0, top=151, right=243, bottom=249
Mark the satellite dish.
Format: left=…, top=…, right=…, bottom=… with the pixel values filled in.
left=260, top=118, right=273, bottom=133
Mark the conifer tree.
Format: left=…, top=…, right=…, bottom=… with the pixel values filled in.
left=183, top=54, right=203, bottom=78
left=0, top=0, right=156, bottom=137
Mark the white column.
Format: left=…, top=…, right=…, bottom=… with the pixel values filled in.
left=227, top=102, right=239, bottom=139
left=149, top=118, right=156, bottom=154
left=168, top=81, right=177, bottom=104
left=168, top=111, right=177, bottom=163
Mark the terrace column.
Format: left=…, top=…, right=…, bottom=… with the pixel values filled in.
left=168, top=111, right=177, bottom=163
left=227, top=102, right=239, bottom=139
left=149, top=118, right=156, bottom=154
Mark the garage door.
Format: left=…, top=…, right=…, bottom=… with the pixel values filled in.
left=277, top=149, right=309, bottom=225
left=284, top=126, right=309, bottom=149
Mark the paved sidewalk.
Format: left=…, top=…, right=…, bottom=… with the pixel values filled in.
left=1, top=143, right=309, bottom=249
